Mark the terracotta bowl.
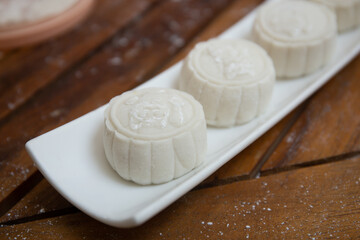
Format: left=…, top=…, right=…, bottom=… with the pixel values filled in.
left=0, top=0, right=95, bottom=49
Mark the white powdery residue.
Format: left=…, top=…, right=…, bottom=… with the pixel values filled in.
left=267, top=208, right=272, bottom=211
left=201, top=221, right=205, bottom=224
left=7, top=102, right=15, bottom=110
left=226, top=223, right=229, bottom=227
left=309, top=204, right=314, bottom=208
left=108, top=56, right=122, bottom=66
left=245, top=225, right=251, bottom=229
left=286, top=132, right=295, bottom=143
left=39, top=208, right=45, bottom=214
left=49, top=109, right=64, bottom=118
left=169, top=34, right=184, bottom=47
left=125, top=47, right=140, bottom=58
left=219, top=231, right=223, bottom=236
left=252, top=205, right=256, bottom=210
left=207, top=222, right=213, bottom=226
left=115, top=37, right=129, bottom=47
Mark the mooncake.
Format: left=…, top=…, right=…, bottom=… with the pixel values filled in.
left=103, top=88, right=207, bottom=185
left=178, top=39, right=275, bottom=127
left=253, top=0, right=337, bottom=78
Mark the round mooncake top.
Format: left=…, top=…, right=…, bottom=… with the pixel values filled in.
left=0, top=0, right=79, bottom=28
left=106, top=88, right=203, bottom=140
left=257, top=0, right=336, bottom=43
left=188, top=39, right=273, bottom=85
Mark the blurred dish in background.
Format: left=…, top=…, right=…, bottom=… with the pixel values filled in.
left=0, top=0, right=95, bottom=49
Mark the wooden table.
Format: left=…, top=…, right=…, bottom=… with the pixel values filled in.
left=1, top=0, right=359, bottom=239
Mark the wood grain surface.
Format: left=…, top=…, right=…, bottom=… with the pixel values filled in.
left=0, top=0, right=359, bottom=239
left=262, top=55, right=360, bottom=172
left=1, top=156, right=359, bottom=239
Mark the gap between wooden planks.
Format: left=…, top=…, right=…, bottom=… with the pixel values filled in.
left=1, top=155, right=359, bottom=239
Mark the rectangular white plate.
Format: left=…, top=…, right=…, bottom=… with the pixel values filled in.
left=26, top=0, right=360, bottom=228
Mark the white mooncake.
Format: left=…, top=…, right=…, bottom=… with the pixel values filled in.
left=178, top=39, right=275, bottom=127
left=253, top=0, right=337, bottom=78
left=310, top=0, right=360, bottom=32
left=103, top=88, right=207, bottom=185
